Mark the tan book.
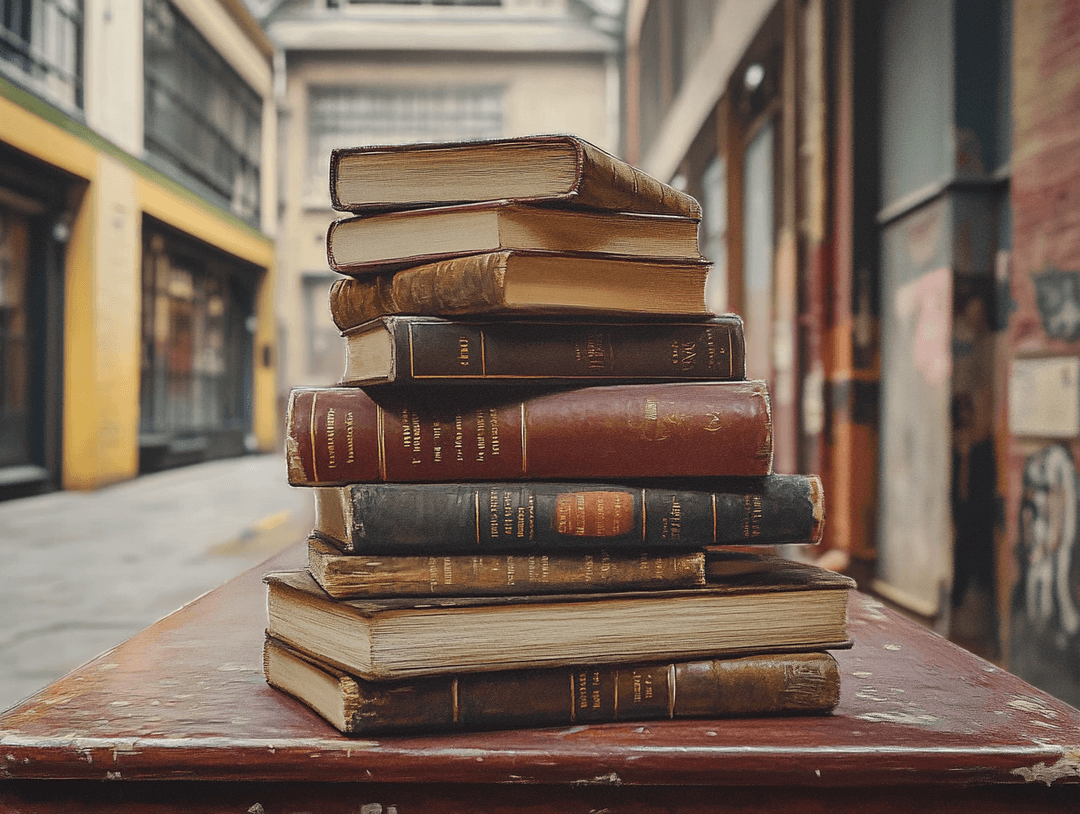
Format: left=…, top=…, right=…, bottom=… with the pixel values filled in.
left=264, top=554, right=854, bottom=681
left=326, top=201, right=702, bottom=275
left=328, top=250, right=711, bottom=330
left=329, top=134, right=702, bottom=219
left=264, top=637, right=841, bottom=736
left=307, top=536, right=708, bottom=599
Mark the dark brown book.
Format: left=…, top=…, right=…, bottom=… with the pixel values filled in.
left=327, top=251, right=711, bottom=323
left=328, top=134, right=702, bottom=219
left=264, top=637, right=841, bottom=736
left=339, top=315, right=745, bottom=385
left=311, top=476, right=823, bottom=555
left=264, top=554, right=854, bottom=680
left=284, top=381, right=773, bottom=486
left=326, top=201, right=702, bottom=275
left=307, top=537, right=707, bottom=599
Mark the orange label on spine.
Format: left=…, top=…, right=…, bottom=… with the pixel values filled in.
left=553, top=491, right=634, bottom=537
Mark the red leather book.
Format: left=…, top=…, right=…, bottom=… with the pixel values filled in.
left=285, top=381, right=773, bottom=486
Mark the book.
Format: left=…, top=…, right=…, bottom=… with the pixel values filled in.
left=264, top=554, right=854, bottom=680
left=325, top=201, right=703, bottom=275
left=339, top=315, right=746, bottom=386
left=284, top=381, right=773, bottom=486
left=328, top=134, right=702, bottom=219
left=310, top=476, right=824, bottom=554
left=307, top=537, right=708, bottom=599
left=327, top=251, right=712, bottom=325
left=263, top=637, right=842, bottom=736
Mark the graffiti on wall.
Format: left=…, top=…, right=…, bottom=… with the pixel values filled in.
left=1012, top=444, right=1080, bottom=703
left=1033, top=267, right=1080, bottom=343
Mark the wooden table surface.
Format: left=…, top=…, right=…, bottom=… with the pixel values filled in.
left=2, top=542, right=1079, bottom=812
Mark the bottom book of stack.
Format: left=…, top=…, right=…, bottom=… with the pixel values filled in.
left=263, top=552, right=855, bottom=736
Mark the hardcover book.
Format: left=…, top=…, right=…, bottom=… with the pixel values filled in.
left=328, top=134, right=702, bottom=219
left=264, top=554, right=854, bottom=680
left=307, top=537, right=708, bottom=599
left=310, top=476, right=823, bottom=554
left=284, top=381, right=774, bottom=486
left=327, top=250, right=711, bottom=324
left=263, top=637, right=841, bottom=736
left=339, top=315, right=746, bottom=386
left=325, top=201, right=702, bottom=275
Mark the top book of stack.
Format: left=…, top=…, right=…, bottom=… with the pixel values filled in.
left=328, top=134, right=702, bottom=219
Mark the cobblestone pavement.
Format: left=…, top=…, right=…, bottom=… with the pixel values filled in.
left=0, top=453, right=313, bottom=713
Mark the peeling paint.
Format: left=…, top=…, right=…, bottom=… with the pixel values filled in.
left=571, top=772, right=622, bottom=786
left=1007, top=696, right=1061, bottom=719
left=853, top=671, right=872, bottom=678
left=1011, top=752, right=1080, bottom=785
left=106, top=771, right=121, bottom=780
left=884, top=644, right=902, bottom=651
left=856, top=711, right=941, bottom=726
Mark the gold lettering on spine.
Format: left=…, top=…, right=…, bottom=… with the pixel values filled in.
left=325, top=409, right=336, bottom=470
left=451, top=677, right=460, bottom=723
left=345, top=411, right=355, bottom=464
left=309, top=392, right=320, bottom=483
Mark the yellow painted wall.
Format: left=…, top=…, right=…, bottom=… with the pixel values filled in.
left=1, top=88, right=277, bottom=489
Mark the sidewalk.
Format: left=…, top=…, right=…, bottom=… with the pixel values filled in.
left=0, top=453, right=313, bottom=713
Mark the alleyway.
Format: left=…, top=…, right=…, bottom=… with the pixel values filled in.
left=0, top=454, right=313, bottom=712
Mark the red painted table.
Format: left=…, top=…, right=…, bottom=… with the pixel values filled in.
left=2, top=543, right=1079, bottom=812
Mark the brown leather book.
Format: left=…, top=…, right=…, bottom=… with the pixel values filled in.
left=284, top=381, right=774, bottom=486
left=327, top=251, right=712, bottom=325
left=310, top=476, right=824, bottom=555
left=263, top=637, right=841, bottom=736
left=264, top=554, right=854, bottom=680
left=325, top=201, right=702, bottom=275
left=339, top=315, right=745, bottom=385
left=328, top=134, right=702, bottom=219
left=307, top=537, right=707, bottom=599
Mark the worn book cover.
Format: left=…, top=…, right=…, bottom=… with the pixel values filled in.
left=264, top=553, right=854, bottom=680
left=264, top=636, right=841, bottom=736
left=310, top=476, right=823, bottom=554
left=325, top=201, right=703, bottom=275
left=329, top=134, right=702, bottom=219
left=338, top=314, right=745, bottom=385
left=284, top=381, right=774, bottom=486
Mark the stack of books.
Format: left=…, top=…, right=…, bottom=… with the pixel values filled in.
left=265, top=135, right=855, bottom=736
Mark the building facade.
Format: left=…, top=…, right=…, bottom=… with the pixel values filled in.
left=626, top=0, right=1080, bottom=704
left=0, top=0, right=279, bottom=495
left=256, top=0, right=622, bottom=397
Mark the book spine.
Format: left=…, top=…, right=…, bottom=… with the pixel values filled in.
left=285, top=382, right=773, bottom=486
left=308, top=541, right=707, bottom=598
left=329, top=254, right=509, bottom=328
left=572, top=140, right=704, bottom=220
left=315, top=476, right=821, bottom=553
left=344, top=317, right=746, bottom=385
left=265, top=640, right=839, bottom=735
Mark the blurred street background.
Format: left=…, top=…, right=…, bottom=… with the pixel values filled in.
left=3, top=0, right=1080, bottom=710
left=0, top=454, right=311, bottom=712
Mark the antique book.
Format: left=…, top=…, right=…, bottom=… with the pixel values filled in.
left=325, top=201, right=702, bottom=275
left=310, top=476, right=823, bottom=554
left=284, top=381, right=773, bottom=486
left=327, top=251, right=711, bottom=322
left=263, top=637, right=841, bottom=736
left=264, top=554, right=854, bottom=680
left=328, top=134, right=702, bottom=219
left=307, top=537, right=707, bottom=599
left=339, top=314, right=746, bottom=386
